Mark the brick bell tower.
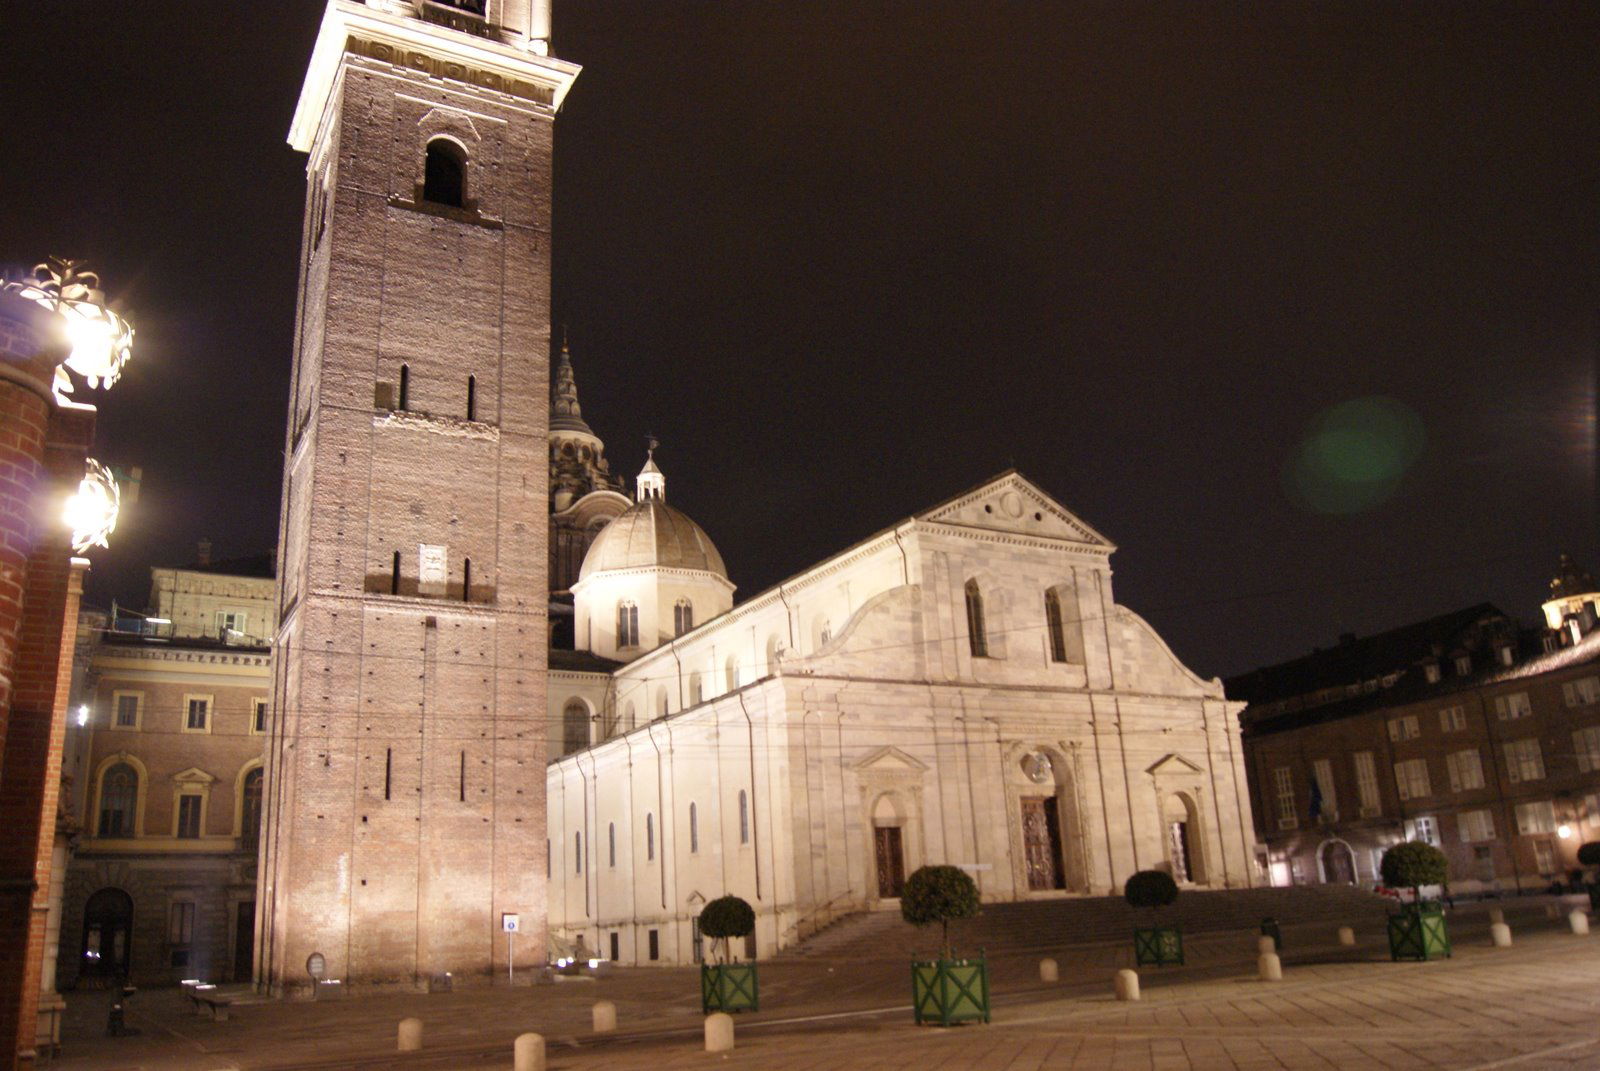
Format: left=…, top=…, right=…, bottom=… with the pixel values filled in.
left=258, top=0, right=578, bottom=994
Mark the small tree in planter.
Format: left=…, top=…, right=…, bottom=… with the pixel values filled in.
left=902, top=865, right=987, bottom=1026
left=1577, top=842, right=1600, bottom=911
left=699, top=895, right=759, bottom=1013
left=1124, top=870, right=1183, bottom=966
left=1380, top=841, right=1450, bottom=961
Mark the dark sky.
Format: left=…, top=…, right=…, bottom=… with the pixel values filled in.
left=2, top=2, right=1595, bottom=680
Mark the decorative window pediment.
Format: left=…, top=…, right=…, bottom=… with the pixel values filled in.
left=171, top=767, right=217, bottom=786
left=853, top=745, right=929, bottom=773
left=1146, top=754, right=1204, bottom=778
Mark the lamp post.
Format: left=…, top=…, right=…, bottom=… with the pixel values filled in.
left=0, top=258, right=133, bottom=1071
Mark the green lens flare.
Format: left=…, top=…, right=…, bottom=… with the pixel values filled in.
left=1286, top=397, right=1425, bottom=514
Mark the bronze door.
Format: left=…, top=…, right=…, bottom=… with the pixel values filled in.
left=1323, top=841, right=1356, bottom=885
left=1022, top=797, right=1065, bottom=890
left=875, top=826, right=905, bottom=897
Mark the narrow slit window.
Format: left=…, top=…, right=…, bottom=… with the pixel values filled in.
left=466, top=375, right=476, bottom=421
left=608, top=822, right=616, bottom=867
left=398, top=364, right=409, bottom=411
left=690, top=802, right=699, bottom=853
left=384, top=747, right=392, bottom=800
left=391, top=550, right=401, bottom=595
left=459, top=751, right=466, bottom=801
left=1045, top=589, right=1067, bottom=663
left=575, top=831, right=583, bottom=874
left=423, top=139, right=466, bottom=207
left=462, top=558, right=472, bottom=603
left=965, top=579, right=988, bottom=658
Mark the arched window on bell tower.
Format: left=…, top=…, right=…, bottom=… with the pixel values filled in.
left=422, top=138, right=466, bottom=207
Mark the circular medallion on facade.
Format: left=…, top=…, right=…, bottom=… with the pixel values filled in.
left=1000, top=491, right=1025, bottom=518
left=1021, top=750, right=1054, bottom=784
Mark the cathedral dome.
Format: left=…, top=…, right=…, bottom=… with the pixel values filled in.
left=578, top=498, right=727, bottom=580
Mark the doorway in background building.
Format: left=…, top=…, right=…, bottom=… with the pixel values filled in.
left=874, top=826, right=905, bottom=898
left=233, top=901, right=255, bottom=983
left=1022, top=796, right=1066, bottom=891
left=80, top=888, right=133, bottom=986
left=1321, top=841, right=1356, bottom=884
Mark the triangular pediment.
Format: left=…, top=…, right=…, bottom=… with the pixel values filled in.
left=916, top=471, right=1115, bottom=550
left=1146, top=754, right=1204, bottom=777
left=172, top=766, right=216, bottom=785
left=685, top=889, right=706, bottom=906
left=853, top=745, right=928, bottom=773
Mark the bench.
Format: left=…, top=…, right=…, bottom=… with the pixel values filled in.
left=188, top=984, right=232, bottom=1021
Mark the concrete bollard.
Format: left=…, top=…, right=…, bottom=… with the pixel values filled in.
left=1570, top=911, right=1590, bottom=935
left=397, top=1018, right=423, bottom=1052
left=1113, top=969, right=1140, bottom=1002
left=513, top=1032, right=546, bottom=1071
left=1338, top=926, right=1355, bottom=946
left=1490, top=922, right=1512, bottom=947
left=1039, top=958, right=1058, bottom=983
left=1258, top=952, right=1282, bottom=981
left=1257, top=935, right=1277, bottom=956
left=1488, top=906, right=1505, bottom=925
left=592, top=999, right=617, bottom=1032
left=705, top=1012, right=735, bottom=1053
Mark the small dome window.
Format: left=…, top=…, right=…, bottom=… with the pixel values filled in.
left=423, top=138, right=466, bottom=207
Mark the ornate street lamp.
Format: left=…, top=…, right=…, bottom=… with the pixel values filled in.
left=4, top=257, right=135, bottom=400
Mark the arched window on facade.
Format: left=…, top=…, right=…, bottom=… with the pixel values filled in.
left=561, top=700, right=589, bottom=756
left=738, top=789, right=749, bottom=845
left=1046, top=583, right=1086, bottom=664
left=1045, top=589, right=1067, bottom=663
left=617, top=602, right=639, bottom=647
left=689, top=802, right=699, bottom=853
left=98, top=763, right=137, bottom=837
left=422, top=138, right=466, bottom=207
left=240, top=767, right=264, bottom=856
left=657, top=691, right=669, bottom=720
left=674, top=598, right=693, bottom=637
left=965, top=579, right=988, bottom=658
left=725, top=655, right=740, bottom=692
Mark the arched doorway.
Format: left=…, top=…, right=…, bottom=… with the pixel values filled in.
left=871, top=794, right=907, bottom=898
left=1163, top=793, right=1207, bottom=885
left=81, top=888, right=133, bottom=984
left=1321, top=839, right=1357, bottom=885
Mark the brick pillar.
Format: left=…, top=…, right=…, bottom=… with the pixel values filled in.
left=0, top=288, right=87, bottom=1071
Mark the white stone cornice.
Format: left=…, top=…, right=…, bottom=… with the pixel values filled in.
left=290, top=0, right=582, bottom=152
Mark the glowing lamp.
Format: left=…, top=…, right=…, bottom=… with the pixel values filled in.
left=63, top=458, right=120, bottom=554
left=1558, top=824, right=1573, bottom=840
left=3, top=258, right=135, bottom=399
left=76, top=704, right=89, bottom=727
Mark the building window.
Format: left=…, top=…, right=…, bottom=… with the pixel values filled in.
left=546, top=839, right=550, bottom=878
left=466, top=374, right=476, bottom=422
left=1453, top=654, right=1472, bottom=676
left=1515, top=800, right=1557, bottom=836
left=689, top=802, right=699, bottom=853
left=817, top=620, right=832, bottom=648
left=391, top=549, right=402, bottom=595
left=674, top=599, right=693, bottom=637
left=113, top=692, right=141, bottom=729
left=1424, top=662, right=1442, bottom=684
left=575, top=831, right=583, bottom=874
left=183, top=696, right=211, bottom=733
left=1045, top=590, right=1067, bottom=663
left=738, top=789, right=749, bottom=845
left=1353, top=751, right=1381, bottom=815
left=1437, top=705, right=1466, bottom=733
left=422, top=137, right=466, bottom=207
left=462, top=557, right=472, bottom=602
left=167, top=901, right=195, bottom=968
left=1407, top=815, right=1440, bottom=846
left=98, top=763, right=138, bottom=837
left=1564, top=676, right=1600, bottom=707
left=1445, top=749, right=1485, bottom=792
left=648, top=929, right=659, bottom=961
left=1458, top=809, right=1495, bottom=842
left=251, top=698, right=268, bottom=735
left=617, top=602, right=639, bottom=647
left=216, top=610, right=248, bottom=639
left=1393, top=758, right=1431, bottom=801
left=964, top=580, right=988, bottom=658
left=1272, top=766, right=1296, bottom=829
left=1574, top=726, right=1600, bottom=773
left=561, top=701, right=588, bottom=755
left=1309, top=758, right=1337, bottom=819
left=1494, top=692, right=1532, bottom=720
left=646, top=813, right=655, bottom=861
left=725, top=656, right=740, bottom=692
left=690, top=672, right=703, bottom=705
left=397, top=364, right=410, bottom=411
left=176, top=794, right=203, bottom=839
left=241, top=767, right=264, bottom=856
left=1386, top=715, right=1420, bottom=743
left=608, top=822, right=616, bottom=868
left=1504, top=737, right=1546, bottom=783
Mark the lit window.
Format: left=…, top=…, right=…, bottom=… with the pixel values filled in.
left=617, top=602, right=639, bottom=647
left=1393, top=758, right=1430, bottom=801
left=1445, top=749, right=1485, bottom=792
left=1273, top=767, right=1296, bottom=829
left=1408, top=815, right=1440, bottom=846
left=1386, top=715, right=1420, bottom=742
left=1504, top=738, right=1545, bottom=783
left=98, top=763, right=138, bottom=837
left=114, top=693, right=141, bottom=729
left=1458, top=809, right=1495, bottom=842
left=1574, top=726, right=1600, bottom=773
left=1353, top=751, right=1381, bottom=814
left=1515, top=800, right=1556, bottom=835
left=674, top=598, right=693, bottom=637
left=1563, top=676, right=1600, bottom=708
left=1437, top=706, right=1466, bottom=732
left=1494, top=692, right=1532, bottom=720
left=184, top=696, right=210, bottom=733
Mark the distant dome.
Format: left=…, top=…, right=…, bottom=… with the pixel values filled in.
left=579, top=498, right=728, bottom=580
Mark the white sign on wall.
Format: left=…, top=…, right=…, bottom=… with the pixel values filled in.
left=419, top=544, right=448, bottom=585
left=502, top=913, right=520, bottom=933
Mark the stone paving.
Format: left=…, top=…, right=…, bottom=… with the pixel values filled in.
left=42, top=900, right=1600, bottom=1070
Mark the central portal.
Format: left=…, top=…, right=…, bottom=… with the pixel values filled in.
left=874, top=826, right=905, bottom=898
left=1021, top=796, right=1066, bottom=891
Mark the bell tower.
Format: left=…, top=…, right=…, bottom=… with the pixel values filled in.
left=259, top=0, right=579, bottom=994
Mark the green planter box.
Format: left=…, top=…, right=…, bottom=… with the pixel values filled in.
left=1387, top=902, right=1451, bottom=961
left=1133, top=925, right=1184, bottom=967
left=701, top=962, right=759, bottom=1014
left=911, top=956, right=989, bottom=1026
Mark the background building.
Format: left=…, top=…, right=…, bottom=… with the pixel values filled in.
left=1231, top=560, right=1600, bottom=894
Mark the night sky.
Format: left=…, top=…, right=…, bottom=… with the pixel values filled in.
left=2, top=2, right=1594, bottom=680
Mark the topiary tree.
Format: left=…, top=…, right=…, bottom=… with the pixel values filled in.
left=1380, top=841, right=1448, bottom=904
left=1124, top=870, right=1179, bottom=917
left=699, top=895, right=756, bottom=965
left=901, top=864, right=980, bottom=958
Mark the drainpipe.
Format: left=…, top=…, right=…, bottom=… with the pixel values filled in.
left=737, top=691, right=762, bottom=900
left=647, top=722, right=667, bottom=910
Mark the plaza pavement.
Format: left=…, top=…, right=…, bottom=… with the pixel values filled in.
left=43, top=897, right=1600, bottom=1070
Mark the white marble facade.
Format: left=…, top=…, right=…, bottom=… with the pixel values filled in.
left=546, top=470, right=1256, bottom=965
